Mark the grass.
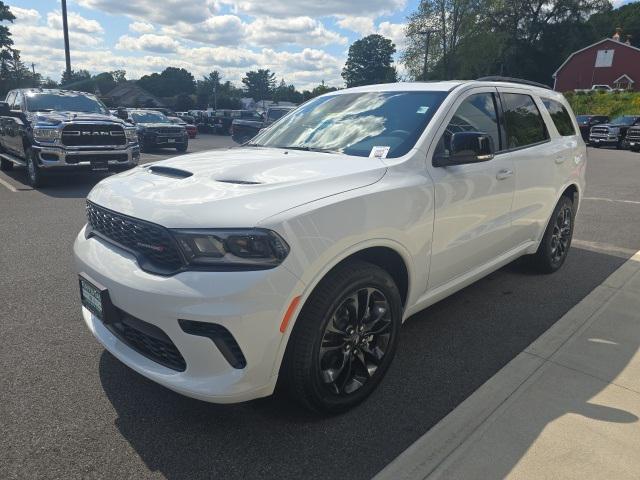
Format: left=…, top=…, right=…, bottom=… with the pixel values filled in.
left=564, top=90, right=640, bottom=117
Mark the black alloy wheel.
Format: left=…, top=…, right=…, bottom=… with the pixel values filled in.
left=319, top=287, right=393, bottom=396
left=283, top=260, right=401, bottom=413
left=529, top=195, right=575, bottom=273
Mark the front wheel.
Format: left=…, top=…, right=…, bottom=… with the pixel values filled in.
left=25, top=148, right=45, bottom=188
left=283, top=260, right=402, bottom=413
left=528, top=195, right=575, bottom=273
left=0, top=157, right=13, bottom=171
left=176, top=140, right=188, bottom=152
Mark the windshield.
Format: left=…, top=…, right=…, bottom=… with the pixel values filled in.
left=131, top=112, right=170, bottom=124
left=251, top=91, right=448, bottom=158
left=25, top=92, right=107, bottom=114
left=611, top=116, right=637, bottom=126
left=268, top=109, right=292, bottom=121
left=576, top=115, right=590, bottom=124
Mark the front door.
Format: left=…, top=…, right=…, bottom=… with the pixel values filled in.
left=426, top=88, right=516, bottom=289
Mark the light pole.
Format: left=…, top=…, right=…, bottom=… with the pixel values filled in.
left=418, top=29, right=438, bottom=81
left=61, top=0, right=72, bottom=80
left=212, top=84, right=217, bottom=111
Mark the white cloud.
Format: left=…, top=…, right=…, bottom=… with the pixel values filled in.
left=116, top=34, right=181, bottom=53
left=336, top=16, right=375, bottom=36
left=129, top=21, right=155, bottom=34
left=377, top=21, right=406, bottom=50
left=337, top=17, right=406, bottom=50
left=12, top=24, right=101, bottom=51
left=248, top=17, right=347, bottom=47
left=77, top=0, right=219, bottom=25
left=225, top=0, right=405, bottom=18
left=163, top=15, right=247, bottom=46
left=8, top=6, right=41, bottom=25
left=47, top=11, right=104, bottom=34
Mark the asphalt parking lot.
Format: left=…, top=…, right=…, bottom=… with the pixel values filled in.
left=1, top=140, right=639, bottom=480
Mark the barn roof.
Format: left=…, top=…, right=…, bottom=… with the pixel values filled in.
left=553, top=38, right=640, bottom=78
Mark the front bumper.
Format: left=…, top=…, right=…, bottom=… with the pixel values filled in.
left=588, top=135, right=619, bottom=146
left=142, top=133, right=188, bottom=147
left=74, top=226, right=303, bottom=403
left=33, top=143, right=140, bottom=170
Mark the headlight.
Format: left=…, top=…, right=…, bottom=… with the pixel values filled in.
left=33, top=127, right=60, bottom=142
left=125, top=128, right=138, bottom=142
left=172, top=229, right=290, bottom=269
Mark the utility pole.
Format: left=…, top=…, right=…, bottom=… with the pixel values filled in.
left=31, top=63, right=36, bottom=75
left=212, top=84, right=217, bottom=111
left=418, top=29, right=438, bottom=81
left=61, top=0, right=72, bottom=80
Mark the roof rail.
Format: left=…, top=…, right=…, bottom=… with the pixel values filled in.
left=476, top=76, right=552, bottom=90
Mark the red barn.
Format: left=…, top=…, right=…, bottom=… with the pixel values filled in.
left=553, top=36, right=640, bottom=92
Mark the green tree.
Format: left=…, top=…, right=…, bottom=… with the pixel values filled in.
left=588, top=2, right=640, bottom=47
left=342, top=34, right=398, bottom=87
left=138, top=67, right=195, bottom=97
left=242, top=69, right=276, bottom=101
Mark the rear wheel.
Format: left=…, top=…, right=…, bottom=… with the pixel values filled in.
left=0, top=157, right=13, bottom=171
left=528, top=195, right=575, bottom=273
left=283, top=260, right=402, bottom=413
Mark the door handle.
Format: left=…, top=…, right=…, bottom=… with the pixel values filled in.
left=555, top=156, right=566, bottom=164
left=496, top=169, right=513, bottom=180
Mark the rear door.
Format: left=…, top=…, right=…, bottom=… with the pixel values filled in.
left=426, top=88, right=516, bottom=289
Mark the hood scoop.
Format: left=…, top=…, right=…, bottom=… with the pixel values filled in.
left=148, top=165, right=193, bottom=179
left=216, top=179, right=262, bottom=185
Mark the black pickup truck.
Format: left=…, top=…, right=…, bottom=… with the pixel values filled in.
left=123, top=109, right=188, bottom=153
left=0, top=88, right=139, bottom=187
left=589, top=115, right=640, bottom=149
left=230, top=106, right=295, bottom=143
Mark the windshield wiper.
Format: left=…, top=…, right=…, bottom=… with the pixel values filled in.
left=277, top=145, right=342, bottom=154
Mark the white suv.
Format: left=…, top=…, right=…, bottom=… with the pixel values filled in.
left=74, top=79, right=586, bottom=412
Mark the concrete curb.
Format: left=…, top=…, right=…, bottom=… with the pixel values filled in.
left=374, top=250, right=640, bottom=480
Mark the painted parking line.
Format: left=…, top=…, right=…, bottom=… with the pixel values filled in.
left=0, top=175, right=19, bottom=192
left=583, top=196, right=640, bottom=206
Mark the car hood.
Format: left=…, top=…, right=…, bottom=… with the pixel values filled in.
left=30, top=111, right=124, bottom=126
left=87, top=147, right=387, bottom=228
left=595, top=123, right=627, bottom=129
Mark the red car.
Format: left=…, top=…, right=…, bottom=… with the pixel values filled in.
left=169, top=117, right=197, bottom=139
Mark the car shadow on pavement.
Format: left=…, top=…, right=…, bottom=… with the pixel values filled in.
left=2, top=167, right=109, bottom=198
left=98, top=246, right=631, bottom=480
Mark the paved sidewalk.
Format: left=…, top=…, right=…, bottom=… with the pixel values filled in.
left=376, top=250, right=640, bottom=480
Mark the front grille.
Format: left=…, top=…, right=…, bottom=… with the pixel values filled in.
left=590, top=127, right=609, bottom=136
left=66, top=154, right=128, bottom=164
left=62, top=124, right=126, bottom=147
left=107, top=312, right=186, bottom=371
left=86, top=201, right=184, bottom=274
left=626, top=129, right=640, bottom=140
left=157, top=127, right=183, bottom=135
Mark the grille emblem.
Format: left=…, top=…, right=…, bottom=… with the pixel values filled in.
left=136, top=242, right=166, bottom=252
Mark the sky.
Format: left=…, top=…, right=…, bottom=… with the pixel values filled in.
left=4, top=0, right=635, bottom=91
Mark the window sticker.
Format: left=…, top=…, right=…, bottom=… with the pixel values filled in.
left=416, top=106, right=430, bottom=114
left=369, top=146, right=391, bottom=159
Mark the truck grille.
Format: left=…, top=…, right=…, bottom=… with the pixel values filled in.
left=626, top=128, right=640, bottom=141
left=590, top=126, right=609, bottom=136
left=62, top=124, right=126, bottom=147
left=86, top=201, right=184, bottom=275
left=157, top=127, right=183, bottom=135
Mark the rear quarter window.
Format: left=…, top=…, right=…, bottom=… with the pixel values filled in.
left=500, top=93, right=549, bottom=149
left=542, top=98, right=577, bottom=136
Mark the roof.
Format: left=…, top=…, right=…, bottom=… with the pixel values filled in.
left=553, top=38, right=640, bottom=78
left=18, top=88, right=96, bottom=96
left=613, top=74, right=635, bottom=83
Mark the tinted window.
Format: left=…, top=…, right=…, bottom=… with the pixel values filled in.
left=435, top=93, right=500, bottom=157
left=5, top=92, right=15, bottom=108
left=501, top=93, right=549, bottom=149
left=542, top=98, right=576, bottom=136
left=131, top=112, right=170, bottom=123
left=268, top=109, right=292, bottom=121
left=252, top=91, right=448, bottom=158
left=13, top=92, right=23, bottom=110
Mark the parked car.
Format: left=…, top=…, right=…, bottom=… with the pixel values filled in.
left=575, top=115, right=609, bottom=143
left=168, top=116, right=197, bottom=139
left=623, top=124, right=640, bottom=152
left=231, top=106, right=296, bottom=143
left=0, top=88, right=139, bottom=187
left=125, top=109, right=188, bottom=153
left=75, top=78, right=585, bottom=412
left=589, top=115, right=640, bottom=148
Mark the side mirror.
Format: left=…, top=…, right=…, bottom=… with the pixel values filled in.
left=434, top=131, right=495, bottom=167
left=0, top=102, right=10, bottom=116
left=116, top=107, right=128, bottom=121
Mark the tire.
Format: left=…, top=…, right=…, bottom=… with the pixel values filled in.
left=283, top=260, right=402, bottom=413
left=140, top=139, right=152, bottom=153
left=528, top=195, right=575, bottom=273
left=176, top=140, right=188, bottom=152
left=0, top=157, right=13, bottom=171
left=25, top=147, right=45, bottom=188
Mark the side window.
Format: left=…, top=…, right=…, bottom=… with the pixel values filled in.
left=5, top=92, right=15, bottom=107
left=501, top=93, right=549, bottom=149
left=542, top=98, right=576, bottom=136
left=436, top=92, right=500, bottom=157
left=12, top=92, right=23, bottom=110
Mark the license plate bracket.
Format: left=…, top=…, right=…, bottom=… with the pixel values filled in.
left=91, top=159, right=109, bottom=171
left=79, top=273, right=117, bottom=324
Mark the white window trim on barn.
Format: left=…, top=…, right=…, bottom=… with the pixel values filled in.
left=613, top=74, right=635, bottom=90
